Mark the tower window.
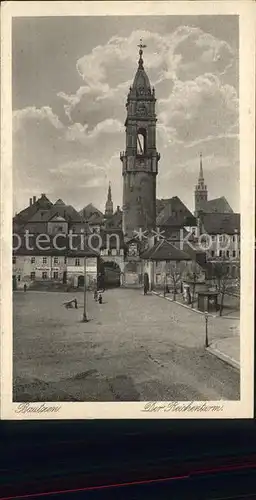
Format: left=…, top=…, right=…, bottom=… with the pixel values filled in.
left=137, top=128, right=146, bottom=155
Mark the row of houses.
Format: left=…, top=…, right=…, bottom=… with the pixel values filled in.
left=13, top=190, right=240, bottom=290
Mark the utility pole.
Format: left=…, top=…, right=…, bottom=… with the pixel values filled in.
left=205, top=311, right=209, bottom=347
left=82, top=256, right=88, bottom=322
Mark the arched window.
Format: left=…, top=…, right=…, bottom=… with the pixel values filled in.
left=137, top=128, right=146, bottom=155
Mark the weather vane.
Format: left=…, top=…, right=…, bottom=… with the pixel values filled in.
left=138, top=38, right=147, bottom=51
left=137, top=38, right=147, bottom=68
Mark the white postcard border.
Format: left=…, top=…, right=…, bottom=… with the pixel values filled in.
left=1, top=1, right=255, bottom=420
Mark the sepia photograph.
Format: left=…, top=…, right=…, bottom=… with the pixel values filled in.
left=1, top=1, right=255, bottom=419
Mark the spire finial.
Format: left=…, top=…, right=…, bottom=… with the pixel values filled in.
left=108, top=181, right=112, bottom=202
left=199, top=152, right=204, bottom=180
left=137, top=38, right=147, bottom=68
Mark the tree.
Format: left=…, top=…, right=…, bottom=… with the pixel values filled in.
left=210, top=258, right=231, bottom=316
left=167, top=261, right=185, bottom=301
left=184, top=261, right=202, bottom=308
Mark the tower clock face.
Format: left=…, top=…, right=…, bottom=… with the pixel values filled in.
left=136, top=103, right=147, bottom=116
left=138, top=159, right=145, bottom=169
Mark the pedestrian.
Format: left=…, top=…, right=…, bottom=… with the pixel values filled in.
left=143, top=283, right=148, bottom=295
left=74, top=298, right=78, bottom=309
left=23, top=283, right=27, bottom=292
left=98, top=293, right=102, bottom=304
left=94, top=290, right=98, bottom=301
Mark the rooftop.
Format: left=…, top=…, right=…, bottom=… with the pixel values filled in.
left=141, top=239, right=192, bottom=261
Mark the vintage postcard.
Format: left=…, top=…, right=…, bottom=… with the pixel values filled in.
left=1, top=1, right=255, bottom=420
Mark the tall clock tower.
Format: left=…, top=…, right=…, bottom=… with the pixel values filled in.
left=120, top=41, right=160, bottom=238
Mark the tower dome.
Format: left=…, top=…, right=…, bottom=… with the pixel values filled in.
left=131, top=39, right=152, bottom=94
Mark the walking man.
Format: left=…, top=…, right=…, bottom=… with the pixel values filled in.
left=143, top=272, right=149, bottom=295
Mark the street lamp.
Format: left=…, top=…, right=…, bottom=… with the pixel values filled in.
left=82, top=256, right=89, bottom=322
left=204, top=310, right=209, bottom=347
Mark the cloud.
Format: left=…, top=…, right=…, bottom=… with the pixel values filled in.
left=58, top=26, right=235, bottom=129
left=76, top=27, right=234, bottom=87
left=158, top=74, right=238, bottom=142
left=13, top=107, right=123, bottom=212
left=13, top=106, right=63, bottom=131
left=172, top=26, right=234, bottom=80
left=13, top=25, right=239, bottom=214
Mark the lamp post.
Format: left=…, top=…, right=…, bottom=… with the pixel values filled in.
left=82, top=256, right=88, bottom=322
left=204, top=310, right=209, bottom=347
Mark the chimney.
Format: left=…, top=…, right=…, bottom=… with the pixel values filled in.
left=29, top=198, right=32, bottom=206
left=33, top=196, right=36, bottom=204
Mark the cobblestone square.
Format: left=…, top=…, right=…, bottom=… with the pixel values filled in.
left=13, top=289, right=240, bottom=402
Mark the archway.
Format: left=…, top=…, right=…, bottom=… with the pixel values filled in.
left=78, top=275, right=84, bottom=287
left=99, top=260, right=121, bottom=288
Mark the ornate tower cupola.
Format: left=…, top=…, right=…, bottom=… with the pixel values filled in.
left=194, top=152, right=208, bottom=215
left=105, top=182, right=113, bottom=218
left=120, top=40, right=160, bottom=238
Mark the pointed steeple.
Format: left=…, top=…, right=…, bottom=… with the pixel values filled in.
left=107, top=182, right=112, bottom=202
left=131, top=39, right=151, bottom=93
left=194, top=152, right=208, bottom=215
left=105, top=182, right=113, bottom=218
left=199, top=152, right=204, bottom=180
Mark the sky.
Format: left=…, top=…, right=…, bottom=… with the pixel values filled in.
left=12, top=15, right=239, bottom=214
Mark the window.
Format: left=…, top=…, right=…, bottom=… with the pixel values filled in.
left=112, top=249, right=117, bottom=256
left=219, top=250, right=222, bottom=257
left=226, top=250, right=230, bottom=258
left=17, top=275, right=21, bottom=282
left=108, top=249, right=111, bottom=256
left=42, top=271, right=48, bottom=279
left=30, top=272, right=35, bottom=280
left=43, top=257, right=47, bottom=264
left=212, top=235, right=216, bottom=241
left=64, top=257, right=67, bottom=264
left=232, top=250, right=236, bottom=258
left=211, top=251, right=215, bottom=257
left=31, top=257, right=35, bottom=264
left=137, top=128, right=146, bottom=155
left=13, top=256, right=16, bottom=264
left=53, top=271, right=58, bottom=280
left=53, top=257, right=59, bottom=264
left=75, top=258, right=80, bottom=266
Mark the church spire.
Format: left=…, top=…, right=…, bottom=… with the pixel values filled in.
left=194, top=152, right=208, bottom=215
left=107, top=181, right=112, bottom=202
left=199, top=152, right=204, bottom=180
left=105, top=182, right=113, bottom=218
